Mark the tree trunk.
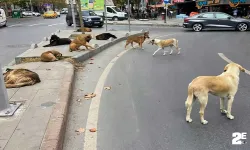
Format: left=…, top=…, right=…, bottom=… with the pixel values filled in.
left=76, top=0, right=84, bottom=32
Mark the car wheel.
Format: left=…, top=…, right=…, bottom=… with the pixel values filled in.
left=112, top=16, right=119, bottom=21
left=237, top=23, right=248, bottom=31
left=192, top=23, right=203, bottom=32
left=66, top=20, right=72, bottom=26
left=3, top=22, right=7, bottom=27
left=98, top=25, right=103, bottom=28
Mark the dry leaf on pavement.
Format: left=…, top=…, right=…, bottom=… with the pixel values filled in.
left=89, top=128, right=97, bottom=132
left=89, top=62, right=94, bottom=64
left=104, top=86, right=111, bottom=90
left=75, top=128, right=85, bottom=134
left=90, top=58, right=94, bottom=60
left=76, top=99, right=81, bottom=102
left=84, top=93, right=96, bottom=100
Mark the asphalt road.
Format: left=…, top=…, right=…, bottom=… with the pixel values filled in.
left=64, top=26, right=250, bottom=150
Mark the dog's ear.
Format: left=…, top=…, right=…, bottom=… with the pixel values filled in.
left=224, top=65, right=229, bottom=72
left=238, top=65, right=245, bottom=72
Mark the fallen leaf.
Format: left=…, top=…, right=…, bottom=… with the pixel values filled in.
left=76, top=99, right=81, bottom=102
left=75, top=128, right=85, bottom=134
left=84, top=93, right=96, bottom=100
left=89, top=128, right=97, bottom=132
left=90, top=58, right=94, bottom=60
left=104, top=86, right=111, bottom=90
left=89, top=62, right=94, bottom=64
left=46, top=69, right=51, bottom=70
left=98, top=66, right=101, bottom=68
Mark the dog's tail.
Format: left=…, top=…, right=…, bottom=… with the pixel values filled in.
left=185, top=86, right=194, bottom=108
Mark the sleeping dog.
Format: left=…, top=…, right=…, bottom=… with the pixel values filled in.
left=148, top=38, right=181, bottom=56
left=95, top=33, right=117, bottom=40
left=43, top=35, right=72, bottom=47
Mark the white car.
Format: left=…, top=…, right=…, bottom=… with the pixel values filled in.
left=32, top=12, right=41, bottom=17
left=56, top=11, right=60, bottom=17
left=0, top=8, right=7, bottom=27
left=22, top=11, right=33, bottom=16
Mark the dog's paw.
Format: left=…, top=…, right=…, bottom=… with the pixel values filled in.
left=227, top=114, right=234, bottom=120
left=220, top=109, right=228, bottom=114
left=201, top=120, right=208, bottom=125
left=186, top=118, right=192, bottom=123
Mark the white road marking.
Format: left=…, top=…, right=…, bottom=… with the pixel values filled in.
left=83, top=34, right=176, bottom=150
left=218, top=53, right=250, bottom=75
left=29, top=23, right=45, bottom=26
left=48, top=23, right=65, bottom=26
left=8, top=24, right=23, bottom=27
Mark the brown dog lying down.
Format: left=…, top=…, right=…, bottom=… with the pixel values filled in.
left=75, top=27, right=92, bottom=32
left=185, top=63, right=245, bottom=125
left=69, top=34, right=94, bottom=52
left=125, top=31, right=150, bottom=49
left=3, top=68, right=41, bottom=88
left=41, top=50, right=62, bottom=62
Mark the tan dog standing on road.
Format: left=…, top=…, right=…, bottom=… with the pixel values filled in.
left=125, top=31, right=150, bottom=50
left=148, top=38, right=181, bottom=56
left=3, top=68, right=41, bottom=88
left=41, top=50, right=62, bottom=62
left=185, top=63, right=245, bottom=125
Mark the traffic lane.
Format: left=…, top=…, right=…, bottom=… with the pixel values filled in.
left=222, top=52, right=250, bottom=71
left=0, top=23, right=67, bottom=65
left=97, top=33, right=250, bottom=150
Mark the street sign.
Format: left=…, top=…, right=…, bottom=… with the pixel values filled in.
left=164, top=0, right=170, bottom=4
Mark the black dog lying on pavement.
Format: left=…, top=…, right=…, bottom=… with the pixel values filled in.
left=95, top=33, right=117, bottom=40
left=43, top=35, right=72, bottom=47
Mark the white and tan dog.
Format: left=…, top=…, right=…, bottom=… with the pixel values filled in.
left=148, top=38, right=181, bottom=56
left=185, top=63, right=245, bottom=125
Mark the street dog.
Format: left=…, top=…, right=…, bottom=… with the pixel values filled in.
left=40, top=50, right=62, bottom=62
left=148, top=38, right=181, bottom=56
left=69, top=34, right=94, bottom=52
left=185, top=63, right=245, bottom=125
left=125, top=31, right=150, bottom=49
left=3, top=68, right=41, bottom=88
left=95, top=33, right=117, bottom=40
left=43, top=35, right=72, bottom=47
left=75, top=27, right=92, bottom=32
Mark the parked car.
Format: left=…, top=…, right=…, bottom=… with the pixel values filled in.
left=0, top=8, right=7, bottom=27
left=61, top=8, right=68, bottom=14
left=32, top=12, right=41, bottom=17
left=22, top=11, right=33, bottom=16
left=183, top=12, right=250, bottom=32
left=66, top=9, right=103, bottom=27
left=56, top=11, right=61, bottom=17
left=43, top=11, right=57, bottom=19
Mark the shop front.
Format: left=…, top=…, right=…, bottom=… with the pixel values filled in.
left=196, top=0, right=250, bottom=17
left=173, top=0, right=197, bottom=15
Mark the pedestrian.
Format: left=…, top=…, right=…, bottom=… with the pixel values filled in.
left=233, top=9, right=238, bottom=18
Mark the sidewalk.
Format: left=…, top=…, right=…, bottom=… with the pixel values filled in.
left=107, top=18, right=183, bottom=27
left=1, top=61, right=74, bottom=150
left=0, top=29, right=145, bottom=150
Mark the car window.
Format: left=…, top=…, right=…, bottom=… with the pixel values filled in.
left=82, top=11, right=89, bottom=16
left=215, top=13, right=230, bottom=19
left=198, top=13, right=214, bottom=19
left=107, top=7, right=114, bottom=13
left=89, top=11, right=97, bottom=16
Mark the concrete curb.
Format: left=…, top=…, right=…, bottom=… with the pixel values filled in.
left=107, top=22, right=183, bottom=27
left=72, top=32, right=145, bottom=62
left=40, top=63, right=75, bottom=150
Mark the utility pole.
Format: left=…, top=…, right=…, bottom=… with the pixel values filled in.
left=104, top=0, right=107, bottom=31
left=76, top=0, right=84, bottom=33
left=127, top=0, right=131, bottom=32
left=70, top=0, right=76, bottom=29
left=30, top=0, right=33, bottom=12
left=0, top=67, right=21, bottom=117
